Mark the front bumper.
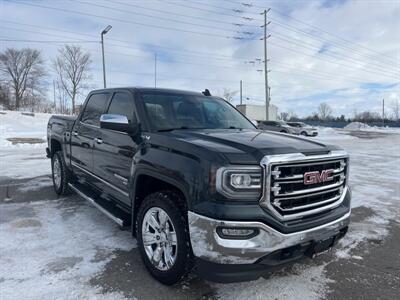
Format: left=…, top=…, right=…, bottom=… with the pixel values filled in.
left=189, top=210, right=350, bottom=265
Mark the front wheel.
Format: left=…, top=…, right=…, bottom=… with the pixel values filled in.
left=51, top=151, right=70, bottom=195
left=300, top=131, right=307, bottom=136
left=136, top=191, right=193, bottom=285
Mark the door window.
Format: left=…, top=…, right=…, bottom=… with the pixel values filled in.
left=81, top=93, right=109, bottom=126
left=107, top=92, right=136, bottom=124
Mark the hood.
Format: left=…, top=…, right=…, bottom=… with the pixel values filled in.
left=161, top=129, right=336, bottom=164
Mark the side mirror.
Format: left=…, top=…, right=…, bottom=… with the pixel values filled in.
left=100, top=114, right=137, bottom=134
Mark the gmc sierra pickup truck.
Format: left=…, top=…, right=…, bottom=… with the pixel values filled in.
left=47, top=88, right=351, bottom=284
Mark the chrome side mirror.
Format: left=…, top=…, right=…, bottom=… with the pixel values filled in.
left=100, top=114, right=137, bottom=133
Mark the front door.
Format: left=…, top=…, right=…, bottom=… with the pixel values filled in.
left=70, top=92, right=110, bottom=181
left=93, top=91, right=138, bottom=206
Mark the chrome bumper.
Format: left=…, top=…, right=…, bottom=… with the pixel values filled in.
left=188, top=210, right=350, bottom=264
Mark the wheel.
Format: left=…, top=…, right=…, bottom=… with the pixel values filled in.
left=136, top=191, right=193, bottom=285
left=51, top=151, right=70, bottom=195
left=300, top=131, right=307, bottom=136
left=280, top=130, right=288, bottom=133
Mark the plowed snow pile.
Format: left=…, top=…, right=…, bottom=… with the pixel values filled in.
left=344, top=122, right=370, bottom=130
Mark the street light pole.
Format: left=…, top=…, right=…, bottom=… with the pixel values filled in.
left=101, top=25, right=112, bottom=88
left=261, top=9, right=271, bottom=121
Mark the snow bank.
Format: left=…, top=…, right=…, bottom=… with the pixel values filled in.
left=344, top=122, right=370, bottom=130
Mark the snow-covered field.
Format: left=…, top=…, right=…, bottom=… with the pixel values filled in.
left=0, top=111, right=399, bottom=299
left=0, top=111, right=51, bottom=178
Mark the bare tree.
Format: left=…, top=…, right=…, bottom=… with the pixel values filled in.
left=0, top=48, right=46, bottom=110
left=391, top=99, right=399, bottom=120
left=53, top=45, right=92, bottom=113
left=280, top=112, right=289, bottom=121
left=218, top=88, right=238, bottom=102
left=318, top=102, right=332, bottom=120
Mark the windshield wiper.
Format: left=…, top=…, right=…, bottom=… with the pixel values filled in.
left=157, top=126, right=203, bottom=132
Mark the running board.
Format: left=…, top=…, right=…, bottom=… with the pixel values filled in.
left=68, top=183, right=130, bottom=227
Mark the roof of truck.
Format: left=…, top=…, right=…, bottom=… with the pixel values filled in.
left=90, top=87, right=208, bottom=96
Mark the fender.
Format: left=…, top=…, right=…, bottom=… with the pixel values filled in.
left=130, top=166, right=191, bottom=230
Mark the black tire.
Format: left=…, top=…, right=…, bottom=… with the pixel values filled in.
left=136, top=190, right=193, bottom=285
left=51, top=151, right=70, bottom=195
left=280, top=130, right=288, bottom=133
left=300, top=131, right=307, bottom=136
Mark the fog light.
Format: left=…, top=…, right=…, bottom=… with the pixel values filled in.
left=217, top=227, right=259, bottom=239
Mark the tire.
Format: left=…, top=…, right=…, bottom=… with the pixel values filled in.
left=280, top=130, right=288, bottom=133
left=300, top=131, right=307, bottom=136
left=136, top=191, right=193, bottom=285
left=51, top=151, right=70, bottom=195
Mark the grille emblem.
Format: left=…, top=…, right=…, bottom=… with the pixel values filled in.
left=304, top=169, right=334, bottom=185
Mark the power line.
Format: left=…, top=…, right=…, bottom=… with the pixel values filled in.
left=224, top=0, right=398, bottom=63
left=10, top=1, right=247, bottom=40
left=74, top=0, right=254, bottom=37
left=0, top=20, right=250, bottom=60
left=269, top=41, right=398, bottom=80
left=0, top=38, right=98, bottom=43
left=107, top=0, right=255, bottom=29
left=1, top=24, right=394, bottom=84
left=270, top=33, right=398, bottom=77
left=184, top=0, right=398, bottom=68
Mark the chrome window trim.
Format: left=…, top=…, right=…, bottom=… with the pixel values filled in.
left=71, top=162, right=129, bottom=198
left=259, top=150, right=349, bottom=221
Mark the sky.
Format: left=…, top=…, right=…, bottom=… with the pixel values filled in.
left=0, top=0, right=399, bottom=117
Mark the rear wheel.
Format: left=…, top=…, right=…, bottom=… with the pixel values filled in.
left=280, top=130, right=288, bottom=133
left=51, top=151, right=70, bottom=195
left=136, top=191, right=192, bottom=285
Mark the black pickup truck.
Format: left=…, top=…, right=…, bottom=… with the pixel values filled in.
left=47, top=87, right=351, bottom=284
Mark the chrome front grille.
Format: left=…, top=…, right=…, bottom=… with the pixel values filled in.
left=260, top=151, right=349, bottom=221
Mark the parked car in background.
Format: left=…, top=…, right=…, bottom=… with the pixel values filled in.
left=287, top=122, right=318, bottom=136
left=257, top=120, right=296, bottom=134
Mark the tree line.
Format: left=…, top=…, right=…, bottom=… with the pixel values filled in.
left=0, top=45, right=92, bottom=114
left=280, top=101, right=400, bottom=123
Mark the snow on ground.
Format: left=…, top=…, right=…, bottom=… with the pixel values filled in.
left=0, top=110, right=52, bottom=178
left=0, top=111, right=399, bottom=299
left=0, top=199, right=136, bottom=299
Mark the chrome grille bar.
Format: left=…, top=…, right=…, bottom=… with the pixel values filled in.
left=259, top=151, right=349, bottom=221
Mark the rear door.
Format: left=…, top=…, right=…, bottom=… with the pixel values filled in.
left=92, top=90, right=138, bottom=206
left=70, top=92, right=110, bottom=179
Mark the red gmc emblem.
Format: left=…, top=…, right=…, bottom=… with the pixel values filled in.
left=304, top=169, right=334, bottom=185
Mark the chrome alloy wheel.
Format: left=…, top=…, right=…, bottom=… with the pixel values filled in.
left=141, top=207, right=178, bottom=271
left=53, top=157, right=61, bottom=189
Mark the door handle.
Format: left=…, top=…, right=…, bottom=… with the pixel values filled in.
left=94, top=138, right=103, bottom=144
left=72, top=131, right=79, bottom=137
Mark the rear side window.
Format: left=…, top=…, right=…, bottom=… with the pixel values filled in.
left=81, top=93, right=109, bottom=126
left=107, top=92, right=136, bottom=124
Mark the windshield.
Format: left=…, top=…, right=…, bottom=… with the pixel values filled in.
left=139, top=92, right=255, bottom=131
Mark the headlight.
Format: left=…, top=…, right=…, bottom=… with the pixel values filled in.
left=216, top=166, right=262, bottom=199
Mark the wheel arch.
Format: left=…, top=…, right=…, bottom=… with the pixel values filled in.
left=131, top=169, right=189, bottom=235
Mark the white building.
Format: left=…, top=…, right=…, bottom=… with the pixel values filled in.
left=236, top=104, right=278, bottom=121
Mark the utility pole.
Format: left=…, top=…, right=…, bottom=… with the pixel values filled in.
left=101, top=25, right=112, bottom=88
left=261, top=9, right=271, bottom=121
left=382, top=98, right=385, bottom=127
left=154, top=53, right=157, bottom=88
left=240, top=80, right=243, bottom=105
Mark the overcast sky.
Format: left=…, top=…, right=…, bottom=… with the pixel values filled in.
left=1, top=0, right=399, bottom=117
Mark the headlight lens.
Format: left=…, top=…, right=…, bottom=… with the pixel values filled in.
left=216, top=166, right=262, bottom=199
